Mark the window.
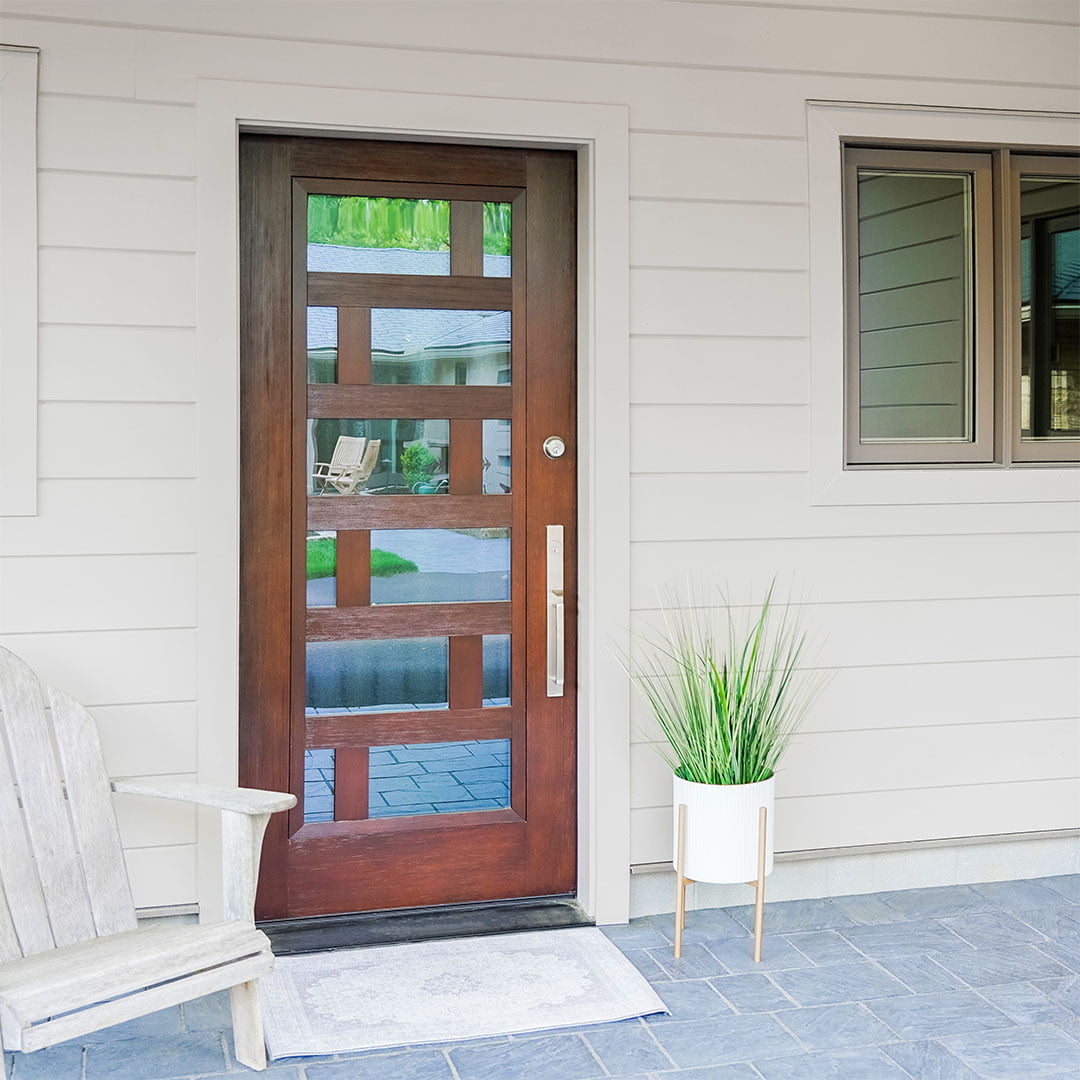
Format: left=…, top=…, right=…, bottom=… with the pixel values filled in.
left=844, top=145, right=1079, bottom=466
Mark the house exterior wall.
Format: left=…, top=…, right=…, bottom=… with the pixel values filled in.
left=0, top=0, right=1077, bottom=916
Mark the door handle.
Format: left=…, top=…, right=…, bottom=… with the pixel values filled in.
left=546, top=525, right=565, bottom=697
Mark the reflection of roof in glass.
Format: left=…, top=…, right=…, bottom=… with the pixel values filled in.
left=306, top=244, right=512, bottom=351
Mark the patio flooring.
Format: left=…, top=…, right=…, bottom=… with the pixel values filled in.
left=5, top=875, right=1079, bottom=1079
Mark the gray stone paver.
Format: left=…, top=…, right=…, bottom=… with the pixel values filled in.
left=5, top=874, right=1078, bottom=1079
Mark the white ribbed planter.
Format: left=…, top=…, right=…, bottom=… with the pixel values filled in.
left=672, top=774, right=775, bottom=884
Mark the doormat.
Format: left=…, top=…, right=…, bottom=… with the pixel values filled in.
left=258, top=926, right=668, bottom=1059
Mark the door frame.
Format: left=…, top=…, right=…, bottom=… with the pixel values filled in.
left=193, top=79, right=631, bottom=924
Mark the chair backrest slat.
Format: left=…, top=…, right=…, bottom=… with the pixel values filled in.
left=0, top=723, right=52, bottom=959
left=0, top=649, right=96, bottom=949
left=49, top=687, right=137, bottom=937
left=0, top=882, right=21, bottom=963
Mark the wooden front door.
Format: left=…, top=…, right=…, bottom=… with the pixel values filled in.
left=239, top=135, right=577, bottom=921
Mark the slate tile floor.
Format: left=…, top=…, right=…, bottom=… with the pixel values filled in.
left=5, top=875, right=1079, bottom=1079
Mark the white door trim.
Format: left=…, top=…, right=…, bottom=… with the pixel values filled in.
left=193, top=78, right=632, bottom=924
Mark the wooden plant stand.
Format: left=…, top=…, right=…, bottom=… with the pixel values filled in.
left=673, top=802, right=768, bottom=961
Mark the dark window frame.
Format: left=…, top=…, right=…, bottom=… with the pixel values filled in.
left=843, top=143, right=1079, bottom=467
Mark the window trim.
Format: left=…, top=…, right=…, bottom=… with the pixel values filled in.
left=843, top=146, right=996, bottom=466
left=1009, top=153, right=1080, bottom=464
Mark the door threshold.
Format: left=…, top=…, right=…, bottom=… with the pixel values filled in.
left=259, top=895, right=593, bottom=955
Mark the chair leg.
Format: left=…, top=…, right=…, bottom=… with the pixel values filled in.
left=230, top=980, right=267, bottom=1071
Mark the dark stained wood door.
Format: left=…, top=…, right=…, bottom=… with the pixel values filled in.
left=239, top=135, right=577, bottom=920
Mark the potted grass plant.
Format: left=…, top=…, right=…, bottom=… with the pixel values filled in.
left=628, top=582, right=826, bottom=956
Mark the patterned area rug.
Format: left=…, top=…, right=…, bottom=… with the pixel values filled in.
left=259, top=927, right=668, bottom=1059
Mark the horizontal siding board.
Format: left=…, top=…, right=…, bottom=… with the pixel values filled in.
left=861, top=361, right=965, bottom=409
left=631, top=134, right=807, bottom=203
left=38, top=96, right=195, bottom=176
left=629, top=404, right=807, bottom=473
left=39, top=173, right=195, bottom=253
left=631, top=777, right=1080, bottom=862
left=39, top=403, right=196, bottom=479
left=630, top=596, right=1080, bottom=668
left=23, top=0, right=1076, bottom=83
left=91, top=703, right=198, bottom=777
left=631, top=337, right=809, bottom=406
left=860, top=321, right=963, bottom=371
left=631, top=269, right=808, bottom=337
left=39, top=326, right=197, bottom=403
left=630, top=201, right=808, bottom=270
left=0, top=479, right=198, bottom=556
left=630, top=533, right=1080, bottom=607
left=123, top=845, right=197, bottom=910
left=631, top=719, right=1080, bottom=809
left=630, top=656, right=1080, bottom=740
left=1, top=19, right=136, bottom=96
left=0, top=555, right=197, bottom=634
left=39, top=249, right=195, bottom=326
left=629, top=474, right=1080, bottom=541
left=0, top=630, right=197, bottom=706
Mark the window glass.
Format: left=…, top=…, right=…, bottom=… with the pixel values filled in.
left=1018, top=177, right=1079, bottom=440
left=371, top=309, right=509, bottom=386
left=856, top=168, right=973, bottom=442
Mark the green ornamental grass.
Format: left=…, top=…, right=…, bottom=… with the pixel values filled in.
left=630, top=583, right=826, bottom=787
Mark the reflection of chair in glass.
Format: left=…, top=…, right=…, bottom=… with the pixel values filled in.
left=312, top=437, right=382, bottom=495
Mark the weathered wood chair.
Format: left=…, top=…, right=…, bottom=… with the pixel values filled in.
left=0, top=647, right=295, bottom=1071
left=311, top=434, right=366, bottom=494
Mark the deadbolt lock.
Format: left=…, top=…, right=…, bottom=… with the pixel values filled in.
left=543, top=436, right=567, bottom=459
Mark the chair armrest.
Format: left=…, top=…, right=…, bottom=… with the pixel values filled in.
left=111, top=780, right=296, bottom=815
left=112, top=781, right=295, bottom=923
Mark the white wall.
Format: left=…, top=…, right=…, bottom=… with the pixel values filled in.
left=0, top=0, right=1077, bottom=913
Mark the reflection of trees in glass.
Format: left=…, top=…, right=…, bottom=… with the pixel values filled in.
left=308, top=196, right=512, bottom=255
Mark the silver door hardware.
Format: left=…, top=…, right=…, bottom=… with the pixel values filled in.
left=542, top=436, right=566, bottom=459
left=546, top=524, right=565, bottom=697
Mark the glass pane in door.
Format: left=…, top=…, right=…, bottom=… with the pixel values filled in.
left=372, top=309, right=510, bottom=385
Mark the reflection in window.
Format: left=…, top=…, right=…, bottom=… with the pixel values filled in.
left=856, top=168, right=973, bottom=442
left=483, top=202, right=512, bottom=278
left=307, top=419, right=450, bottom=495
left=308, top=195, right=450, bottom=275
left=306, top=638, right=449, bottom=713
left=303, top=748, right=335, bottom=823
left=483, top=419, right=511, bottom=492
left=369, top=738, right=510, bottom=818
left=370, top=309, right=510, bottom=387
left=307, top=307, right=338, bottom=383
left=1019, top=177, right=1079, bottom=440
left=370, top=529, right=510, bottom=605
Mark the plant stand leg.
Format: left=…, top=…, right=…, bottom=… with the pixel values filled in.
left=753, top=805, right=767, bottom=963
left=674, top=802, right=692, bottom=959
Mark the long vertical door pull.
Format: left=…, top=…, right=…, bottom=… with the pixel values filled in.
left=546, top=524, right=565, bottom=697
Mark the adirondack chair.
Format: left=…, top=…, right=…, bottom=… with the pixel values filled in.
left=311, top=434, right=366, bottom=493
left=313, top=437, right=382, bottom=496
left=0, top=647, right=296, bottom=1071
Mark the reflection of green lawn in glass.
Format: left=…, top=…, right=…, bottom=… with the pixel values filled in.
left=305, top=536, right=418, bottom=580
left=308, top=195, right=450, bottom=251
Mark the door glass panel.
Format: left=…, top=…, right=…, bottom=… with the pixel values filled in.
left=303, top=748, right=335, bottom=823
left=483, top=634, right=510, bottom=705
left=370, top=529, right=510, bottom=604
left=856, top=169, right=973, bottom=442
left=483, top=419, right=511, bottom=492
left=307, top=638, right=449, bottom=713
left=307, top=307, right=338, bottom=383
left=308, top=418, right=449, bottom=495
left=1018, top=176, right=1079, bottom=439
left=307, top=531, right=337, bottom=607
left=369, top=738, right=511, bottom=818
left=308, top=195, right=450, bottom=275
left=484, top=202, right=512, bottom=278
left=372, top=309, right=510, bottom=385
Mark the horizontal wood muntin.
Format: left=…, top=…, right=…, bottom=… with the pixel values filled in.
left=291, top=808, right=522, bottom=842
left=306, top=601, right=511, bottom=640
left=305, top=707, right=511, bottom=748
left=307, top=385, right=511, bottom=419
left=308, top=272, right=511, bottom=308
left=297, top=177, right=523, bottom=203
left=307, top=494, right=511, bottom=530
left=289, top=139, right=527, bottom=188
